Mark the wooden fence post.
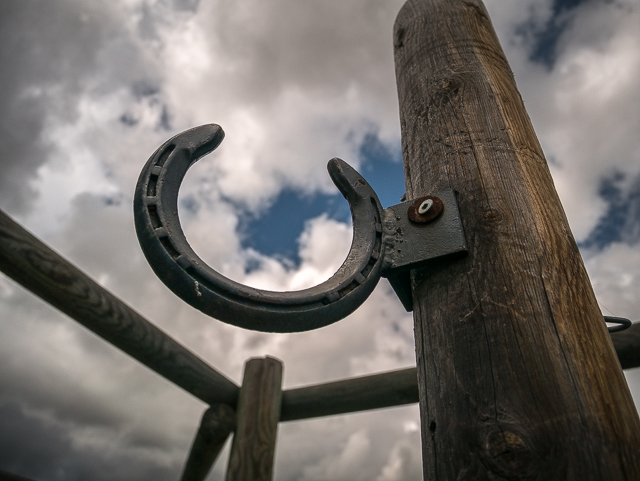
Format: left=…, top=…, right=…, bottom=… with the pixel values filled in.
left=393, top=0, right=640, bottom=479
left=225, top=357, right=283, bottom=481
left=180, top=404, right=236, bottom=481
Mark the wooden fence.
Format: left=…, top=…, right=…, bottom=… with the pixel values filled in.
left=1, top=207, right=638, bottom=480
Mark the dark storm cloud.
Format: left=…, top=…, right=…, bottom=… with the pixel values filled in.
left=0, top=400, right=180, bottom=481
left=0, top=288, right=201, bottom=481
left=0, top=1, right=159, bottom=215
left=0, top=1, right=106, bottom=212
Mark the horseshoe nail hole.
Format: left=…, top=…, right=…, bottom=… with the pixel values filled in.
left=147, top=205, right=161, bottom=229
left=156, top=144, right=175, bottom=167
left=176, top=255, right=191, bottom=269
left=360, top=255, right=378, bottom=278
left=159, top=236, right=181, bottom=259
left=147, top=175, right=158, bottom=197
left=323, top=291, right=340, bottom=304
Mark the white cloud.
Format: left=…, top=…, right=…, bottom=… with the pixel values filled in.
left=514, top=0, right=640, bottom=239
left=376, top=437, right=422, bottom=481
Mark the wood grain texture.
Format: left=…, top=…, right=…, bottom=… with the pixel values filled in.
left=393, top=1, right=640, bottom=479
left=225, top=357, right=282, bottom=481
left=280, top=367, right=418, bottom=421
left=0, top=208, right=238, bottom=406
left=180, top=404, right=236, bottom=481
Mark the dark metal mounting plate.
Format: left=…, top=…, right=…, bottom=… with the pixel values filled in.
left=381, top=190, right=467, bottom=311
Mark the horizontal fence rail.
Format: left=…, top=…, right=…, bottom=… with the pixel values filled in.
left=281, top=367, right=419, bottom=421
left=0, top=209, right=239, bottom=406
left=611, top=325, right=640, bottom=370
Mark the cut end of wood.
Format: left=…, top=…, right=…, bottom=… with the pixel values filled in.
left=225, top=357, right=283, bottom=481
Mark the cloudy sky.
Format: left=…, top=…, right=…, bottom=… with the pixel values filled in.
left=1, top=0, right=640, bottom=479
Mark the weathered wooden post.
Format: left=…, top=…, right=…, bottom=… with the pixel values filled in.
left=180, top=404, right=236, bottom=481
left=393, top=0, right=640, bottom=479
left=225, top=357, right=283, bottom=481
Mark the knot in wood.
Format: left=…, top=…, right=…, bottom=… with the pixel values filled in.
left=483, top=209, right=503, bottom=223
left=480, top=428, right=545, bottom=480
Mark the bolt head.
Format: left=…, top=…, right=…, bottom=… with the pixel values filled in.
left=408, top=195, right=444, bottom=224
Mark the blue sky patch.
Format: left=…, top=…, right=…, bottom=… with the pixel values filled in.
left=238, top=131, right=405, bottom=264
left=359, top=132, right=405, bottom=209
left=580, top=171, right=640, bottom=249
left=520, top=0, right=590, bottom=68
left=238, top=188, right=351, bottom=263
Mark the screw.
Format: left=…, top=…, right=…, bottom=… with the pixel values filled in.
left=408, top=195, right=444, bottom=224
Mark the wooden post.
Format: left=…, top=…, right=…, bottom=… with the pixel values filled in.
left=393, top=0, right=640, bottom=479
left=225, top=357, right=282, bottom=481
left=180, top=404, right=236, bottom=481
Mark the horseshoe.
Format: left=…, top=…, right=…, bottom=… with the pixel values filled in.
left=134, top=124, right=385, bottom=332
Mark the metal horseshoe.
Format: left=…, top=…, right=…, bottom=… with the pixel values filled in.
left=134, top=124, right=386, bottom=332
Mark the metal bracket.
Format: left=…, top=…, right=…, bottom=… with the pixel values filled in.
left=381, top=190, right=467, bottom=311
left=134, top=124, right=467, bottom=332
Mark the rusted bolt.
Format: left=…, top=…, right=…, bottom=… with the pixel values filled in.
left=408, top=195, right=444, bottom=224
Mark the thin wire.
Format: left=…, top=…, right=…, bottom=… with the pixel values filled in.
left=598, top=300, right=616, bottom=317
left=594, top=294, right=632, bottom=333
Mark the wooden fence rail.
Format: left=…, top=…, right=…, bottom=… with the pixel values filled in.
left=611, top=324, right=640, bottom=369
left=280, top=366, right=419, bottom=421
